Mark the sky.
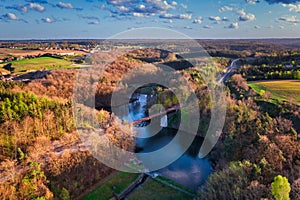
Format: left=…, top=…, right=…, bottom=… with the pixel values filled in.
left=0, top=0, right=300, bottom=39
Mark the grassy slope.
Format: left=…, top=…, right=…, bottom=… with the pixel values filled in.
left=81, top=172, right=140, bottom=200
left=1, top=57, right=75, bottom=74
left=155, top=176, right=196, bottom=195
left=128, top=178, right=193, bottom=200
left=248, top=80, right=300, bottom=103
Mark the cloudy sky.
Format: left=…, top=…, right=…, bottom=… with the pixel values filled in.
left=0, top=0, right=300, bottom=39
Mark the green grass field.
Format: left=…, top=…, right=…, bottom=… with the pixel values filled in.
left=81, top=172, right=140, bottom=200
left=248, top=80, right=300, bottom=103
left=127, top=178, right=193, bottom=200
left=1, top=56, right=74, bottom=74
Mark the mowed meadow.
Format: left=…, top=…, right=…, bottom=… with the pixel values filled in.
left=248, top=80, right=300, bottom=104
left=1, top=57, right=75, bottom=74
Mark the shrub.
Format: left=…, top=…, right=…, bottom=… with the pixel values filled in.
left=271, top=175, right=291, bottom=200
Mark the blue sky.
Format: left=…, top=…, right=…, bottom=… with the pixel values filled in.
left=0, top=0, right=300, bottom=39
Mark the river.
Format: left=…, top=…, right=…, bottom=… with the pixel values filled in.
left=119, top=92, right=213, bottom=191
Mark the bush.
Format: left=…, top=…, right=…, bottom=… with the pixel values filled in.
left=271, top=175, right=291, bottom=200
left=59, top=188, right=70, bottom=200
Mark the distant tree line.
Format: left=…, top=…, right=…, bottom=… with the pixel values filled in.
left=238, top=65, right=300, bottom=81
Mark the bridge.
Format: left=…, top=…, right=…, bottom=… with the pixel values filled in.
left=132, top=105, right=179, bottom=125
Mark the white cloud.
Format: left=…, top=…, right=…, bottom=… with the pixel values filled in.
left=107, top=0, right=177, bottom=18
left=159, top=13, right=191, bottom=20
left=209, top=16, right=221, bottom=22
left=128, top=26, right=137, bottom=30
left=2, top=12, right=28, bottom=23
left=42, top=17, right=52, bottom=23
left=181, top=3, right=188, bottom=9
left=193, top=17, right=202, bottom=24
left=219, top=6, right=233, bottom=12
left=163, top=19, right=173, bottom=23
left=108, top=0, right=123, bottom=5
left=278, top=15, right=300, bottom=23
left=100, top=4, right=106, bottom=9
left=184, top=26, right=192, bottom=29
left=222, top=17, right=229, bottom=21
left=246, top=0, right=259, bottom=5
left=88, top=20, right=100, bottom=25
left=282, top=3, right=300, bottom=12
left=133, top=12, right=144, bottom=17
left=57, top=2, right=74, bottom=9
left=5, top=13, right=19, bottom=20
left=171, top=1, right=177, bottom=6
left=159, top=13, right=174, bottom=18
left=178, top=13, right=192, bottom=20
left=236, top=9, right=246, bottom=16
left=139, top=4, right=145, bottom=9
left=228, top=22, right=239, bottom=29
left=118, top=5, right=129, bottom=11
left=239, top=13, right=256, bottom=21
left=5, top=4, right=28, bottom=13
left=254, top=25, right=261, bottom=29
left=21, top=6, right=28, bottom=12
left=203, top=25, right=213, bottom=29
left=159, top=0, right=176, bottom=10
left=29, top=3, right=45, bottom=12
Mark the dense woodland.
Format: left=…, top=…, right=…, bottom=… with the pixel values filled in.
left=0, top=75, right=134, bottom=199
left=197, top=74, right=300, bottom=199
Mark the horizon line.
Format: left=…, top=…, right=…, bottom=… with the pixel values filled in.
left=1, top=37, right=300, bottom=41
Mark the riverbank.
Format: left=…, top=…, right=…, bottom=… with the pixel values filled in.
left=80, top=171, right=196, bottom=200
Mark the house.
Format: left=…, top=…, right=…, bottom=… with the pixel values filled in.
left=57, top=52, right=75, bottom=56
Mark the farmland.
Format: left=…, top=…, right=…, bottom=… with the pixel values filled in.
left=248, top=80, right=300, bottom=103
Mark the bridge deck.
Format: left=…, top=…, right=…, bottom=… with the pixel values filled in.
left=132, top=105, right=179, bottom=125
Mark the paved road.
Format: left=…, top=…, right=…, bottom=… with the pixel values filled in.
left=218, top=58, right=240, bottom=83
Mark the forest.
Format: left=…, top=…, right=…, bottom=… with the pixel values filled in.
left=0, top=40, right=299, bottom=199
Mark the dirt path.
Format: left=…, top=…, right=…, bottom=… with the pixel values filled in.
left=114, top=174, right=148, bottom=200
left=0, top=140, right=87, bottom=184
